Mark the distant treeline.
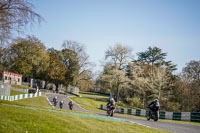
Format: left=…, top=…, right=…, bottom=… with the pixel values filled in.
left=97, top=44, right=200, bottom=112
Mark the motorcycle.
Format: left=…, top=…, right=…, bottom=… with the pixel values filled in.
left=53, top=99, right=57, bottom=106
left=107, top=105, right=116, bottom=117
left=68, top=101, right=74, bottom=110
left=60, top=101, right=64, bottom=109
left=147, top=108, right=159, bottom=121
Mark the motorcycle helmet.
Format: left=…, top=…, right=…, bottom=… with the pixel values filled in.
left=154, top=99, right=158, bottom=102
left=110, top=98, right=114, bottom=102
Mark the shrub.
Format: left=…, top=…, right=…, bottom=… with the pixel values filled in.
left=126, top=97, right=142, bottom=108
left=11, top=84, right=33, bottom=89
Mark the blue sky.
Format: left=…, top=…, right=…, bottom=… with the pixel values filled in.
left=24, top=0, right=200, bottom=73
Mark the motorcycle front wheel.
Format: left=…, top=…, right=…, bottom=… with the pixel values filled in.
left=153, top=112, right=158, bottom=121
left=111, top=110, right=114, bottom=117
left=147, top=111, right=150, bottom=120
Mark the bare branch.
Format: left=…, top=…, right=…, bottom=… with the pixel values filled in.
left=0, top=0, right=44, bottom=45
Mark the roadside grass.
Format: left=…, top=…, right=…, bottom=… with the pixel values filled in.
left=41, top=92, right=47, bottom=94
left=76, top=93, right=137, bottom=109
left=79, top=91, right=109, bottom=98
left=0, top=96, right=100, bottom=116
left=0, top=96, right=52, bottom=109
left=0, top=104, right=171, bottom=133
left=159, top=119, right=200, bottom=126
left=70, top=97, right=107, bottom=113
left=70, top=97, right=200, bottom=126
left=12, top=84, right=33, bottom=89
left=10, top=90, right=26, bottom=96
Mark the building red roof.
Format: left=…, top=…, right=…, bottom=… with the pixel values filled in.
left=0, top=71, right=22, bottom=77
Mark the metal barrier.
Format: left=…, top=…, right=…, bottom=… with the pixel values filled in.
left=0, top=92, right=41, bottom=101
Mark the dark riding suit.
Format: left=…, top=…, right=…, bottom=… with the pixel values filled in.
left=148, top=100, right=160, bottom=116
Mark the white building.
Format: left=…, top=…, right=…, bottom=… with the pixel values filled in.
left=0, top=71, right=22, bottom=85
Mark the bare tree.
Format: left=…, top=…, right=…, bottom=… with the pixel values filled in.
left=0, top=0, right=43, bottom=44
left=100, top=66, right=130, bottom=102
left=62, top=40, right=93, bottom=71
left=62, top=40, right=94, bottom=86
left=105, top=43, right=133, bottom=70
left=182, top=60, right=200, bottom=84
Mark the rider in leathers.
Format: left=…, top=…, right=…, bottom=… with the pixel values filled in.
left=148, top=99, right=160, bottom=117
left=107, top=98, right=116, bottom=115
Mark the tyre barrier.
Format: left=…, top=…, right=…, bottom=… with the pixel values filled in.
left=0, top=92, right=41, bottom=101
left=99, top=104, right=200, bottom=122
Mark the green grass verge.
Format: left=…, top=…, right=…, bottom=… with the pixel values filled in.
left=0, top=96, right=92, bottom=115
left=70, top=97, right=200, bottom=126
left=78, top=92, right=137, bottom=109
left=0, top=96, right=51, bottom=109
left=70, top=97, right=107, bottom=113
left=79, top=91, right=109, bottom=98
left=11, top=84, right=33, bottom=89
left=10, top=90, right=26, bottom=96
left=0, top=104, right=171, bottom=133
left=159, top=119, right=200, bottom=126
left=41, top=92, right=47, bottom=94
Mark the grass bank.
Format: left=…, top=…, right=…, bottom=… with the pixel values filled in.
left=0, top=96, right=171, bottom=133
left=79, top=91, right=109, bottom=98
left=12, top=84, right=33, bottom=89
left=0, top=103, right=171, bottom=133
left=0, top=96, right=51, bottom=109
left=10, top=90, right=26, bottom=96
left=70, top=97, right=107, bottom=113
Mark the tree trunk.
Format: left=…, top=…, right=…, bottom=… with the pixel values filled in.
left=158, top=83, right=161, bottom=100
left=44, top=81, right=49, bottom=89
left=143, top=93, right=145, bottom=109
left=116, top=83, right=120, bottom=102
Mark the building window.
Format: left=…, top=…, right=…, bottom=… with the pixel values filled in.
left=18, top=78, right=20, bottom=82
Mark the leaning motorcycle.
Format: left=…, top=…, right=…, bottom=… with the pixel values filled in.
left=60, top=102, right=64, bottom=109
left=68, top=102, right=73, bottom=110
left=147, top=107, right=159, bottom=121
left=107, top=105, right=116, bottom=117
left=53, top=99, right=57, bottom=106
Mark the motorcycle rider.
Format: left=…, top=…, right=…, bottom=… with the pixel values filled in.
left=59, top=100, right=64, bottom=109
left=53, top=96, right=57, bottom=106
left=148, top=99, right=160, bottom=120
left=106, top=98, right=116, bottom=116
left=148, top=99, right=160, bottom=111
left=68, top=101, right=74, bottom=110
